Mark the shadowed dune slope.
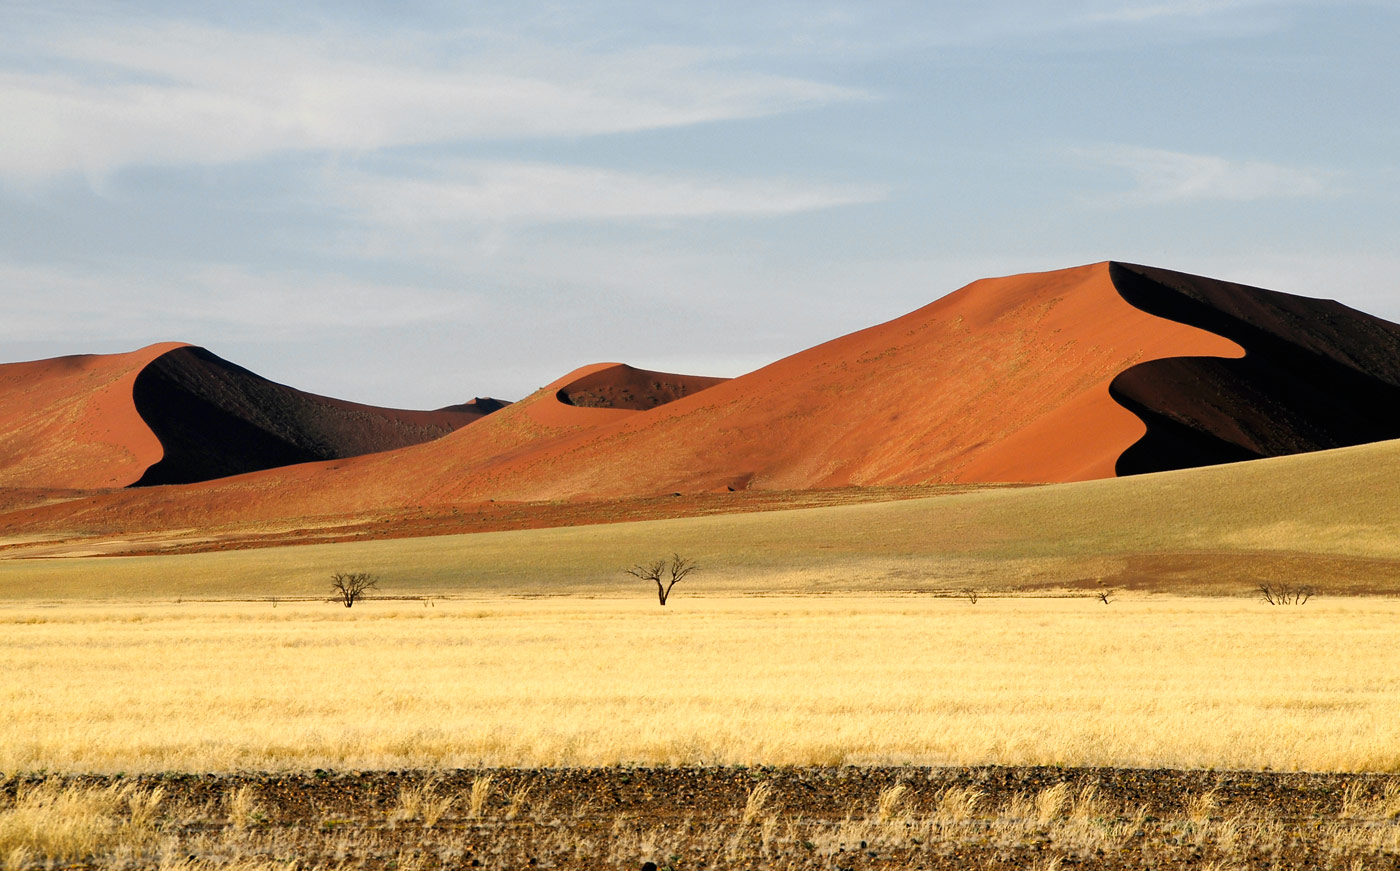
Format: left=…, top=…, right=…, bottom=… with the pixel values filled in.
left=129, top=346, right=508, bottom=486
left=556, top=363, right=729, bottom=410
left=1107, top=263, right=1400, bottom=475
left=0, top=344, right=508, bottom=489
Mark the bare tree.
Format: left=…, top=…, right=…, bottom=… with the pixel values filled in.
left=330, top=572, right=379, bottom=608
left=1096, top=590, right=1114, bottom=605
left=1257, top=583, right=1314, bottom=605
left=626, top=554, right=699, bottom=606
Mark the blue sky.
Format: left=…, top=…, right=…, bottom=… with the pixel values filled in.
left=2, top=1, right=1397, bottom=406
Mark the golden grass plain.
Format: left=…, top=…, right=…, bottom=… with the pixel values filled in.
left=5, top=595, right=1400, bottom=774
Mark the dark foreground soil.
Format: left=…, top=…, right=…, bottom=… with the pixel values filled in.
left=7, top=766, right=1400, bottom=870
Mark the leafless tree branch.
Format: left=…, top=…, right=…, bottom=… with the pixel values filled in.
left=330, top=572, right=379, bottom=608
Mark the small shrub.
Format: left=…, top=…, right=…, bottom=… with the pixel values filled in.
left=1257, top=583, right=1314, bottom=605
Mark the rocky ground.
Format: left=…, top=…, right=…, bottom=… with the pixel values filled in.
left=5, top=766, right=1400, bottom=869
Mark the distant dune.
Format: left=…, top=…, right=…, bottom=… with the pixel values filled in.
left=0, top=343, right=508, bottom=488
left=8, top=260, right=1400, bottom=544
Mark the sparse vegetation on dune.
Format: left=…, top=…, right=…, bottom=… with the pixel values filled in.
left=4, top=596, right=1400, bottom=774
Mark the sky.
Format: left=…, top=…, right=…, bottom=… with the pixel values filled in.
left=2, top=1, right=1397, bottom=407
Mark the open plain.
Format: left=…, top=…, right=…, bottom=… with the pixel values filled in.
left=5, top=595, right=1400, bottom=773
left=5, top=595, right=1400, bottom=869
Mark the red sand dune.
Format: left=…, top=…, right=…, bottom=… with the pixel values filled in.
left=0, top=343, right=507, bottom=489
left=13, top=259, right=1400, bottom=544
left=426, top=260, right=1244, bottom=496
left=0, top=262, right=1240, bottom=535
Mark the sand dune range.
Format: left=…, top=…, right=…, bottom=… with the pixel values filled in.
left=6, top=260, right=1400, bottom=542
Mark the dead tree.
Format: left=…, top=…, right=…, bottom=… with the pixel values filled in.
left=330, top=572, right=379, bottom=608
left=626, top=554, right=699, bottom=606
left=1096, top=590, right=1114, bottom=605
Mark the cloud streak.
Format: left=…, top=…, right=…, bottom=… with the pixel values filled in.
left=1084, top=0, right=1284, bottom=24
left=1077, top=145, right=1332, bottom=204
left=0, top=20, right=866, bottom=184
left=328, top=160, right=887, bottom=226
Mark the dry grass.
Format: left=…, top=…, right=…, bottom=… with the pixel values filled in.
left=224, top=785, right=262, bottom=830
left=933, top=785, right=982, bottom=821
left=740, top=782, right=772, bottom=829
left=0, top=780, right=164, bottom=862
left=503, top=780, right=532, bottom=821
left=4, top=595, right=1400, bottom=773
left=391, top=779, right=455, bottom=828
left=876, top=782, right=910, bottom=824
left=465, top=774, right=492, bottom=819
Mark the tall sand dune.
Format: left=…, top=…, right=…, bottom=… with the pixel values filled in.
left=381, top=260, right=1244, bottom=499
left=0, top=344, right=507, bottom=488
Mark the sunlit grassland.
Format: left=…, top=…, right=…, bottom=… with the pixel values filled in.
left=4, top=437, right=1400, bottom=601
left=4, top=595, right=1400, bottom=774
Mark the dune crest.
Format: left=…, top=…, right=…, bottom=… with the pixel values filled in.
left=0, top=342, right=187, bottom=488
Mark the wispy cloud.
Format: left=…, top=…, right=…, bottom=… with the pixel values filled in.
left=0, top=20, right=866, bottom=184
left=327, top=160, right=887, bottom=226
left=1076, top=144, right=1332, bottom=204
left=1085, top=0, right=1283, bottom=24
left=0, top=261, right=479, bottom=343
